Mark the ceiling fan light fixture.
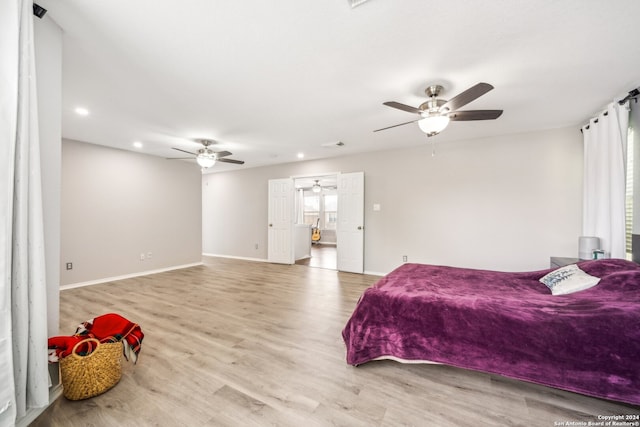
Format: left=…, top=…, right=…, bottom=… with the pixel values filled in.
left=418, top=115, right=450, bottom=136
left=196, top=152, right=216, bottom=168
left=171, top=140, right=244, bottom=167
left=312, top=180, right=322, bottom=193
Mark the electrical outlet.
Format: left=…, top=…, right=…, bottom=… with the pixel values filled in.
left=402, top=255, right=408, bottom=262
left=66, top=262, right=73, bottom=270
left=147, top=252, right=153, bottom=259
left=255, top=243, right=259, bottom=250
left=140, top=253, right=145, bottom=261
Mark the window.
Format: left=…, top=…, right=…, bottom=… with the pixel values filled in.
left=323, top=194, right=337, bottom=230
left=303, top=193, right=319, bottom=226
left=301, top=190, right=338, bottom=230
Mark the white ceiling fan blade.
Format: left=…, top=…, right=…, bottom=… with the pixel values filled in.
left=349, top=0, right=371, bottom=8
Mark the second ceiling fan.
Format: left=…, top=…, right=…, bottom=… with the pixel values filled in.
left=375, top=82, right=503, bottom=136
left=171, top=139, right=244, bottom=169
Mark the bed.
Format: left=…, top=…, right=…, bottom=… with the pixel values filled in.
left=342, top=258, right=640, bottom=405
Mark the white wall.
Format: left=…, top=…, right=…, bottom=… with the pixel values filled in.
left=61, top=140, right=203, bottom=285
left=203, top=126, right=583, bottom=274
left=35, top=15, right=62, bottom=337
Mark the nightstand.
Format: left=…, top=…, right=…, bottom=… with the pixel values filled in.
left=550, top=256, right=580, bottom=269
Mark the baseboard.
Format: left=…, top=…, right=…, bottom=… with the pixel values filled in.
left=15, top=384, right=63, bottom=427
left=364, top=270, right=386, bottom=277
left=61, top=262, right=203, bottom=290
left=202, top=253, right=268, bottom=263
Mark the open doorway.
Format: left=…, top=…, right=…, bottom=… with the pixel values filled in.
left=268, top=172, right=363, bottom=273
left=293, top=175, right=337, bottom=270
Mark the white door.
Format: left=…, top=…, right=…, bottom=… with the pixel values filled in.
left=337, top=172, right=364, bottom=273
left=268, top=178, right=294, bottom=264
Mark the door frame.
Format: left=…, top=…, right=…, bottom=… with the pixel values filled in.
left=268, top=172, right=364, bottom=273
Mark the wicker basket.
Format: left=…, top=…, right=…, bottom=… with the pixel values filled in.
left=60, top=338, right=123, bottom=400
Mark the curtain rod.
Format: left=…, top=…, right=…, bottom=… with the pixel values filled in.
left=581, top=87, right=638, bottom=132
left=618, top=88, right=640, bottom=105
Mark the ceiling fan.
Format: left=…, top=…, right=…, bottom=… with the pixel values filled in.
left=296, top=178, right=338, bottom=192
left=375, top=82, right=503, bottom=136
left=170, top=139, right=245, bottom=169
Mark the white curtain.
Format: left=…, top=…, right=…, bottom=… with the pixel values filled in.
left=0, top=1, right=50, bottom=426
left=582, top=101, right=630, bottom=259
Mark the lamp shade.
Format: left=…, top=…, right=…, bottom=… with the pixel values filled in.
left=418, top=115, right=450, bottom=136
left=578, top=236, right=600, bottom=260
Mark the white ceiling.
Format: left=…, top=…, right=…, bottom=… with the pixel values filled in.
left=38, top=0, right=640, bottom=173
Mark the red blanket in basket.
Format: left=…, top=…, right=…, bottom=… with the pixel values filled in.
left=48, top=313, right=144, bottom=363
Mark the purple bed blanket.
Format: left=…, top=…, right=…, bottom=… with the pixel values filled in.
left=342, top=259, right=640, bottom=405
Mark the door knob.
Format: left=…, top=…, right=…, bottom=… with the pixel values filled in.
left=269, top=224, right=273, bottom=227
left=357, top=226, right=363, bottom=230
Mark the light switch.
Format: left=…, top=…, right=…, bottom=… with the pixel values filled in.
left=373, top=203, right=381, bottom=211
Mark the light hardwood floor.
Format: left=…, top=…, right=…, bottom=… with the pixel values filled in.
left=32, top=257, right=639, bottom=426
left=295, top=244, right=337, bottom=270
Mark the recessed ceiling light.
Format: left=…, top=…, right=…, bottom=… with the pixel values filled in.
left=133, top=141, right=143, bottom=149
left=74, top=107, right=89, bottom=116
left=297, top=153, right=304, bottom=159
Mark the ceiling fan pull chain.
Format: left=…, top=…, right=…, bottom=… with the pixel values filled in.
left=430, top=138, right=437, bottom=157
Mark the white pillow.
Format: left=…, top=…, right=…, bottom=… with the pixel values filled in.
left=539, top=264, right=601, bottom=295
